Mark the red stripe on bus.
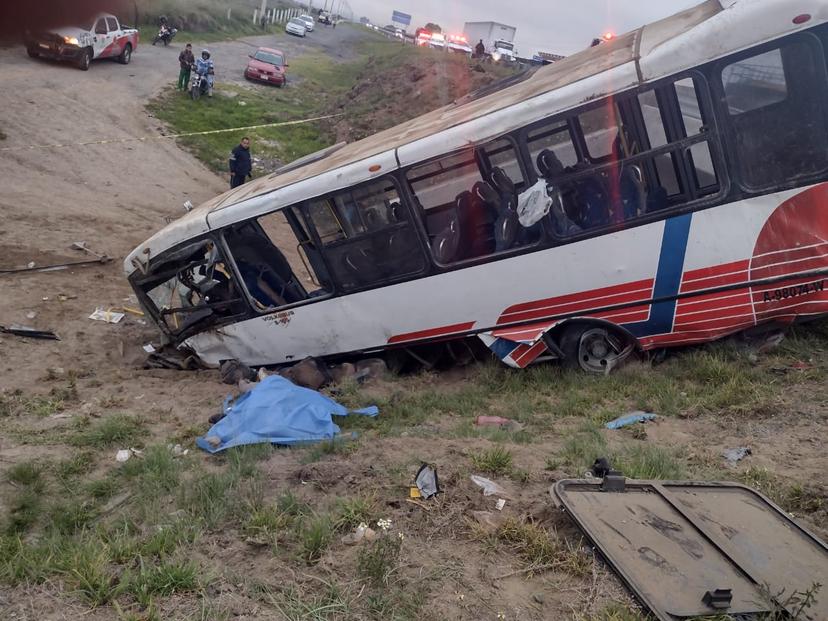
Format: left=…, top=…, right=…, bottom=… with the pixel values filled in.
left=512, top=340, right=549, bottom=368
left=387, top=321, right=476, bottom=344
left=498, top=279, right=653, bottom=325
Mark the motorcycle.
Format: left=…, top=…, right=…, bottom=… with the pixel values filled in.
left=152, top=26, right=177, bottom=46
left=190, top=67, right=212, bottom=100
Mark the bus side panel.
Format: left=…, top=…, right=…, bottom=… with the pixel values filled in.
left=640, top=183, right=828, bottom=348
left=185, top=221, right=666, bottom=366
left=186, top=184, right=828, bottom=367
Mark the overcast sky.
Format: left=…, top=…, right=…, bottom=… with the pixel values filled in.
left=338, top=0, right=702, bottom=56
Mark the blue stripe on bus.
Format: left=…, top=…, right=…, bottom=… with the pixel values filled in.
left=625, top=213, right=693, bottom=338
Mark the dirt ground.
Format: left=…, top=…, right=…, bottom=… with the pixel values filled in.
left=1, top=24, right=828, bottom=621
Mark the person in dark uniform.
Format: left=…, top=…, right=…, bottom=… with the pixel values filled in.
left=229, top=137, right=252, bottom=189
left=475, top=39, right=485, bottom=58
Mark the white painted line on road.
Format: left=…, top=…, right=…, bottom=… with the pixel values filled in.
left=0, top=113, right=344, bottom=151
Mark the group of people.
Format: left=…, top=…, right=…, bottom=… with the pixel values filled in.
left=177, top=43, right=214, bottom=96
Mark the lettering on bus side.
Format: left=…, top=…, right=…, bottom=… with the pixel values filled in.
left=762, top=280, right=825, bottom=303
left=264, top=310, right=295, bottom=326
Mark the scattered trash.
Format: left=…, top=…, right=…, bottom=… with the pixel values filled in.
left=122, top=306, right=145, bottom=317
left=495, top=498, right=506, bottom=511
left=220, top=359, right=257, bottom=385
left=722, top=446, right=752, bottom=463
left=1, top=256, right=112, bottom=276
left=89, top=308, right=125, bottom=324
left=605, top=411, right=656, bottom=429
left=115, top=448, right=143, bottom=462
left=71, top=241, right=109, bottom=261
left=470, top=474, right=509, bottom=497
left=0, top=324, right=60, bottom=340
left=790, top=360, right=812, bottom=371
left=49, top=413, right=72, bottom=420
left=142, top=343, right=156, bottom=354
left=414, top=464, right=440, bottom=499
left=168, top=443, right=189, bottom=457
left=341, top=522, right=377, bottom=545
left=532, top=593, right=545, bottom=605
left=196, top=375, right=378, bottom=453
left=25, top=311, right=37, bottom=320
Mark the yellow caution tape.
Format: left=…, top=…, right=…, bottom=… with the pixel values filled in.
left=0, top=113, right=344, bottom=151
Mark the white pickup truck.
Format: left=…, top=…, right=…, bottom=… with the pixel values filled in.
left=25, top=14, right=139, bottom=71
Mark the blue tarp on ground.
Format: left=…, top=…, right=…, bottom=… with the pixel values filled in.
left=196, top=375, right=379, bottom=453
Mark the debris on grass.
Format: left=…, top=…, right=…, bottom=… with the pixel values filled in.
left=723, top=446, right=752, bottom=464
left=470, top=474, right=510, bottom=498
left=605, top=411, right=657, bottom=429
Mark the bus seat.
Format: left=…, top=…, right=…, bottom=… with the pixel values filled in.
left=431, top=215, right=460, bottom=263
left=646, top=186, right=669, bottom=212
left=488, top=167, right=521, bottom=250
left=466, top=184, right=498, bottom=257
left=574, top=175, right=610, bottom=228
left=489, top=166, right=516, bottom=196
left=618, top=165, right=646, bottom=220
left=537, top=149, right=565, bottom=180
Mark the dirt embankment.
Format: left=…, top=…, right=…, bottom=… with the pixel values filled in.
left=331, top=52, right=517, bottom=142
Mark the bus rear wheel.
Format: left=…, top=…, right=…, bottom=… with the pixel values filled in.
left=559, top=324, right=634, bottom=374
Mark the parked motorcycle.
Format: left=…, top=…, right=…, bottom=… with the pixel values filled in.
left=152, top=25, right=177, bottom=46
left=190, top=68, right=211, bottom=100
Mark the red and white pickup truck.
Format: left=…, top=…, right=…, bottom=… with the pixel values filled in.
left=25, top=14, right=139, bottom=71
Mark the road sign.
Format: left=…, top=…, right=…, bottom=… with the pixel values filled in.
left=391, top=10, right=411, bottom=26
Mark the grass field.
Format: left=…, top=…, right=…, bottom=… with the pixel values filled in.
left=147, top=37, right=412, bottom=176
left=2, top=322, right=826, bottom=619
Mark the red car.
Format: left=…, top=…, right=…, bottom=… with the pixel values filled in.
left=244, top=47, right=288, bottom=86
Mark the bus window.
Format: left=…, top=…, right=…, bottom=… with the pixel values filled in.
left=407, top=149, right=480, bottom=211
left=482, top=138, right=526, bottom=189
left=526, top=120, right=578, bottom=170
left=223, top=208, right=329, bottom=310
left=306, top=179, right=425, bottom=291
left=408, top=139, right=541, bottom=264
left=638, top=90, right=668, bottom=148
left=578, top=103, right=623, bottom=161
left=674, top=78, right=705, bottom=136
left=721, top=40, right=828, bottom=190
left=142, top=240, right=246, bottom=335
left=688, top=142, right=717, bottom=192
left=722, top=49, right=787, bottom=114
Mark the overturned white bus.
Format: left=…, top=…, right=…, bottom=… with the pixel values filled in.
left=126, top=0, right=828, bottom=372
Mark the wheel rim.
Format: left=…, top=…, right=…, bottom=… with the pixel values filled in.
left=576, top=328, right=631, bottom=374
left=124, top=48, right=131, bottom=62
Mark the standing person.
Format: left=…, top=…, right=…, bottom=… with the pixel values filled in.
left=475, top=39, right=485, bottom=58
left=177, top=43, right=194, bottom=91
left=229, top=137, right=252, bottom=189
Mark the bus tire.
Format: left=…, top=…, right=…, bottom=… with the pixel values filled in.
left=27, top=46, right=39, bottom=58
left=558, top=323, right=634, bottom=374
left=77, top=48, right=92, bottom=70
left=118, top=43, right=132, bottom=65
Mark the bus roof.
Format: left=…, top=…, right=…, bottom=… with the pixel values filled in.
left=126, top=0, right=824, bottom=274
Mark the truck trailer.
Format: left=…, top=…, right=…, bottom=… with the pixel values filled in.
left=463, top=21, right=517, bottom=61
